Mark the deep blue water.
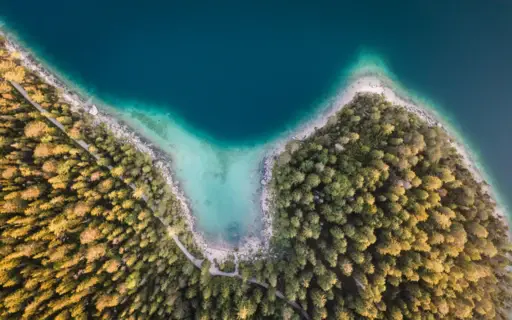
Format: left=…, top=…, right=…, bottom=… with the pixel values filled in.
left=1, top=1, right=511, bottom=241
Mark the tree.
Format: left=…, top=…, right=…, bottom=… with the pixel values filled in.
left=271, top=93, right=512, bottom=319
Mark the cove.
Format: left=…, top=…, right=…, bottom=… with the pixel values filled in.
left=1, top=1, right=511, bottom=244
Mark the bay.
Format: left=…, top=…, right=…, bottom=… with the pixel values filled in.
left=1, top=0, right=511, bottom=244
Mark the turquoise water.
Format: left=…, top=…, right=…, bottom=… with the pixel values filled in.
left=104, top=102, right=267, bottom=244
left=1, top=1, right=511, bottom=244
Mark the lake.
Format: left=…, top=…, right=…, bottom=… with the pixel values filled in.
left=2, top=0, right=511, bottom=244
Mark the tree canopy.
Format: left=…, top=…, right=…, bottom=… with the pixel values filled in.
left=268, top=93, right=512, bottom=319
left=0, top=39, right=290, bottom=319
left=1, top=36, right=511, bottom=319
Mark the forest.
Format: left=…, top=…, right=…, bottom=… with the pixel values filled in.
left=0, top=39, right=290, bottom=319
left=265, top=93, right=512, bottom=319
left=1, top=36, right=511, bottom=319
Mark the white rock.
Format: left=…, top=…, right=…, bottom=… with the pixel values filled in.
left=89, top=105, right=98, bottom=116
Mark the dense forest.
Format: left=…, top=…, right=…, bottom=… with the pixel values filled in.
left=1, top=36, right=511, bottom=319
left=265, top=94, right=512, bottom=319
left=0, top=39, right=291, bottom=319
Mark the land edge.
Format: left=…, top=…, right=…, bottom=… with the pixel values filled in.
left=3, top=28, right=508, bottom=267
left=0, top=30, right=310, bottom=320
left=7, top=80, right=311, bottom=320
left=261, top=74, right=510, bottom=232
left=0, top=29, right=261, bottom=264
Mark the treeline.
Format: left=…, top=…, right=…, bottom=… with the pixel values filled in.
left=0, top=39, right=292, bottom=319
left=264, top=93, right=512, bottom=319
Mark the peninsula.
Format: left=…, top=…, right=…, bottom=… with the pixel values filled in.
left=1, top=33, right=511, bottom=320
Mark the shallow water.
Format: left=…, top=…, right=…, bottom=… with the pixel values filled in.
left=111, top=104, right=267, bottom=244
left=1, top=1, right=511, bottom=243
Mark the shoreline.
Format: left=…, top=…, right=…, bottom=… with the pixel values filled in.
left=0, top=29, right=259, bottom=263
left=3, top=28, right=508, bottom=265
left=261, top=73, right=508, bottom=226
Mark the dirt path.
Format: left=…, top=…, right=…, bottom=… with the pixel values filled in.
left=10, top=80, right=310, bottom=320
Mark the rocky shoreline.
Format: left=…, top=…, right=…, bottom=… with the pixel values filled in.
left=260, top=73, right=508, bottom=228
left=3, top=27, right=507, bottom=265
left=1, top=29, right=268, bottom=263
